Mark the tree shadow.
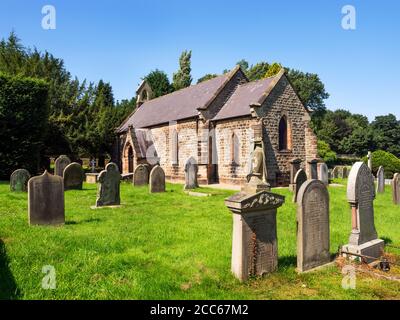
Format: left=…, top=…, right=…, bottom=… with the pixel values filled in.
left=0, top=239, right=20, bottom=300
left=381, top=236, right=393, bottom=245
left=278, top=255, right=297, bottom=268
left=65, top=218, right=101, bottom=225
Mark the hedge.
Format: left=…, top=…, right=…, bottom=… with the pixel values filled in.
left=0, top=72, right=49, bottom=179
left=362, top=150, right=400, bottom=179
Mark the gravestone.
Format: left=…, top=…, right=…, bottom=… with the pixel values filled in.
left=10, top=169, right=30, bottom=192
left=86, top=173, right=99, bottom=184
left=63, top=162, right=84, bottom=190
left=331, top=166, right=339, bottom=179
left=342, top=167, right=348, bottom=179
left=293, top=169, right=307, bottom=203
left=54, top=155, right=71, bottom=177
left=297, top=180, right=330, bottom=272
left=184, top=157, right=199, bottom=190
left=341, top=162, right=384, bottom=262
left=307, top=159, right=318, bottom=180
left=96, top=162, right=122, bottom=207
left=318, top=163, right=329, bottom=186
left=28, top=171, right=64, bottom=225
left=289, top=158, right=302, bottom=192
left=376, top=166, right=385, bottom=193
left=338, top=166, right=344, bottom=179
left=367, top=151, right=372, bottom=171
left=392, top=173, right=400, bottom=205
left=225, top=190, right=285, bottom=282
left=133, top=164, right=149, bottom=186
left=149, top=165, right=166, bottom=193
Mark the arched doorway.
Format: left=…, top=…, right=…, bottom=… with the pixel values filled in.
left=127, top=145, right=134, bottom=173
left=123, top=142, right=134, bottom=174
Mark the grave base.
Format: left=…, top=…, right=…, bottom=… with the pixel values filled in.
left=90, top=205, right=122, bottom=210
left=341, top=239, right=385, bottom=263
left=296, top=261, right=335, bottom=274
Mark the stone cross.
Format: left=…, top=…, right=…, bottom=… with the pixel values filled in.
left=149, top=165, right=166, bottom=193
left=367, top=151, right=372, bottom=171
left=293, top=169, right=307, bottom=203
left=133, top=164, right=149, bottom=186
left=184, top=157, right=199, bottom=190
left=289, top=158, right=302, bottom=192
left=96, top=162, right=122, bottom=207
left=225, top=190, right=285, bottom=282
left=297, top=180, right=330, bottom=272
left=54, top=155, right=71, bottom=177
left=28, top=171, right=65, bottom=225
left=63, top=162, right=84, bottom=190
left=318, top=163, right=329, bottom=186
left=90, top=158, right=96, bottom=173
left=376, top=166, right=385, bottom=193
left=341, top=162, right=384, bottom=262
left=307, top=159, right=318, bottom=180
left=392, top=173, right=400, bottom=205
left=10, top=169, right=30, bottom=192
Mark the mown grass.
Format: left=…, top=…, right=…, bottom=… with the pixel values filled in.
left=0, top=179, right=399, bottom=300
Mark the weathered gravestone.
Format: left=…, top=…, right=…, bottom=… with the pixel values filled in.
left=28, top=171, right=65, bottom=225
left=149, top=165, right=165, bottom=193
left=307, top=159, right=318, bottom=180
left=392, top=173, right=400, bottom=205
left=133, top=164, right=149, bottom=186
left=318, top=163, right=329, bottom=186
left=96, top=162, right=122, bottom=207
left=10, top=169, right=30, bottom=192
left=289, top=158, right=302, bottom=192
left=297, top=180, right=330, bottom=272
left=225, top=190, right=285, bottom=282
left=293, top=169, right=307, bottom=203
left=331, top=166, right=339, bottom=179
left=184, top=157, right=199, bottom=190
left=376, top=166, right=385, bottom=193
left=54, top=155, right=71, bottom=177
left=341, top=162, right=384, bottom=262
left=367, top=151, right=372, bottom=171
left=63, top=162, right=84, bottom=190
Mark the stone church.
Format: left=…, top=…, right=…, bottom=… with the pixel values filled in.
left=115, top=66, right=318, bottom=187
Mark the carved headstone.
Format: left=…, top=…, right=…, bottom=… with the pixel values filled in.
left=293, top=169, right=307, bottom=203
left=54, top=155, right=71, bottom=177
left=225, top=191, right=285, bottom=282
left=341, top=162, right=384, bottom=262
left=10, top=169, right=30, bottom=192
left=133, top=164, right=149, bottom=186
left=392, top=173, right=400, bottom=205
left=289, top=158, right=302, bottom=192
left=184, top=157, right=199, bottom=190
left=96, top=162, right=122, bottom=207
left=28, top=171, right=64, bottom=225
left=376, top=166, right=385, bottom=193
left=297, top=180, right=330, bottom=272
left=318, top=163, right=329, bottom=186
left=307, top=159, right=318, bottom=180
left=63, top=162, right=84, bottom=190
left=149, top=165, right=165, bottom=193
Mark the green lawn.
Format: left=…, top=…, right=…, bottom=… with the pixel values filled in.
left=0, top=179, right=399, bottom=300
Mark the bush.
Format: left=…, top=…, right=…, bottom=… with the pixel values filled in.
left=362, top=150, right=400, bottom=178
left=0, top=73, right=49, bottom=179
left=318, top=140, right=337, bottom=166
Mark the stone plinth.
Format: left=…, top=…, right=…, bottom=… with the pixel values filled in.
left=288, top=158, right=302, bottom=192
left=86, top=173, right=99, bottom=184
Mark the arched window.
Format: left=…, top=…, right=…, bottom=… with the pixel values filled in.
left=142, top=89, right=148, bottom=101
left=231, top=132, right=240, bottom=165
left=279, top=116, right=288, bottom=151
left=172, top=130, right=179, bottom=165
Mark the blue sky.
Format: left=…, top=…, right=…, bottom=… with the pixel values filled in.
left=0, top=0, right=399, bottom=120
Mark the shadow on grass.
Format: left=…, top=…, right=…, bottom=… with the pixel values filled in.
left=66, top=218, right=101, bottom=225
left=381, top=236, right=393, bottom=245
left=278, top=255, right=297, bottom=268
left=0, top=239, right=20, bottom=300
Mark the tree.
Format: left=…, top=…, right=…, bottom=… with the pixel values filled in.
left=264, top=62, right=282, bottom=78
left=144, top=69, right=172, bottom=97
left=371, top=114, right=400, bottom=157
left=246, top=62, right=270, bottom=81
left=236, top=59, right=249, bottom=72
left=317, top=140, right=337, bottom=165
left=173, top=50, right=192, bottom=90
left=197, top=73, right=218, bottom=83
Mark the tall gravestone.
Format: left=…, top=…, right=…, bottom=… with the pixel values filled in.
left=367, top=151, right=372, bottom=171
left=63, top=162, right=84, bottom=190
left=184, top=157, right=199, bottom=190
left=297, top=180, right=330, bottom=272
left=293, top=169, right=307, bottom=203
left=149, top=165, right=166, bottom=193
left=54, top=155, right=71, bottom=177
left=289, top=158, right=302, bottom=192
left=307, top=159, right=318, bottom=180
left=10, top=169, right=30, bottom=192
left=318, top=163, right=329, bottom=186
left=376, top=166, right=385, bottom=193
left=341, top=162, right=384, bottom=262
left=133, top=164, right=150, bottom=186
left=392, top=173, right=400, bottom=205
left=96, top=162, right=122, bottom=207
left=28, top=171, right=65, bottom=225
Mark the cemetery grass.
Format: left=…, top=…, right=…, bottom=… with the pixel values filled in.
left=0, top=180, right=400, bottom=300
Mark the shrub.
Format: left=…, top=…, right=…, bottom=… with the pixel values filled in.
left=0, top=72, right=49, bottom=179
left=362, top=150, right=400, bottom=178
left=318, top=140, right=337, bottom=166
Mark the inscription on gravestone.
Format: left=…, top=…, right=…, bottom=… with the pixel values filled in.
left=149, top=165, right=166, bottom=193
left=63, top=162, right=84, bottom=190
left=134, top=164, right=149, bottom=186
left=96, top=162, right=122, bottom=207
left=54, top=155, right=71, bottom=177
